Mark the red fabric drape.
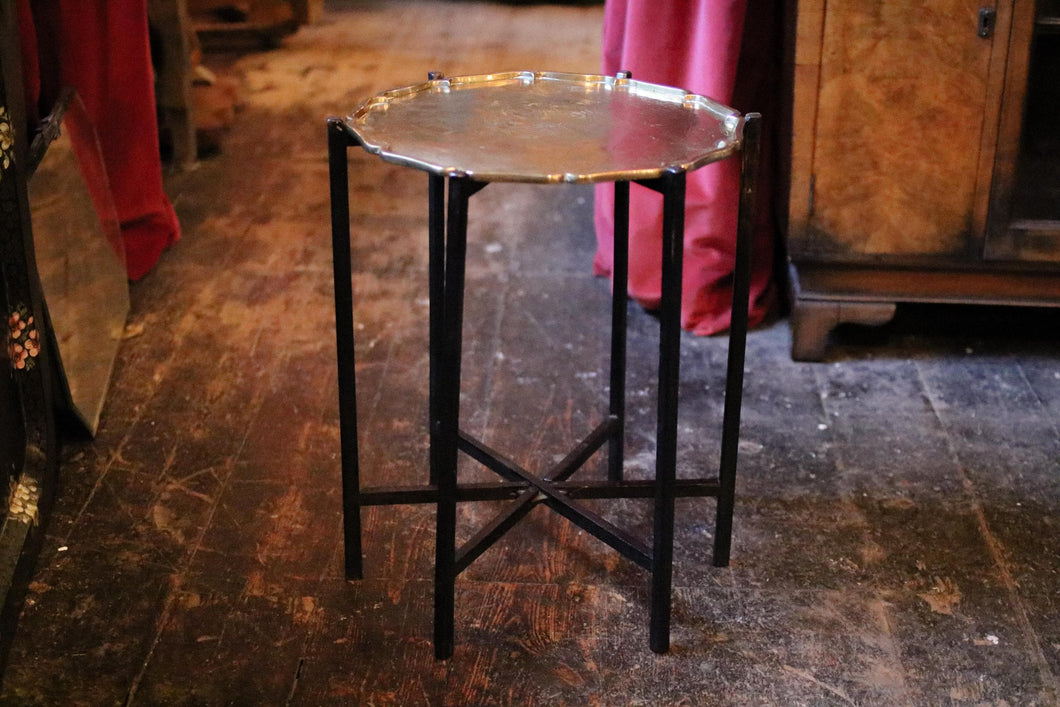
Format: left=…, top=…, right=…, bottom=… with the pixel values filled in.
left=593, top=0, right=774, bottom=335
left=19, top=0, right=180, bottom=281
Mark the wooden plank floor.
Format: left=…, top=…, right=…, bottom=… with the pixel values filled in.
left=4, top=1, right=1060, bottom=703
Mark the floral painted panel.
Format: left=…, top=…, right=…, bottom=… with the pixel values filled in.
left=0, top=105, right=11, bottom=175
left=7, top=306, right=40, bottom=371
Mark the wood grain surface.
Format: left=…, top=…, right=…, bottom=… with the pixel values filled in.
left=797, top=0, right=995, bottom=255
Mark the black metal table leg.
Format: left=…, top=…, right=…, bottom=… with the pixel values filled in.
left=434, top=176, right=478, bottom=659
left=650, top=169, right=686, bottom=654
left=428, top=173, right=445, bottom=487
left=608, top=181, right=630, bottom=482
left=714, top=113, right=760, bottom=567
left=327, top=118, right=363, bottom=581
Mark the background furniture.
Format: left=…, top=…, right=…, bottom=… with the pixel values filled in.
left=1, top=3, right=136, bottom=672
left=188, top=0, right=322, bottom=48
left=0, top=1, right=58, bottom=674
left=787, top=0, right=1060, bottom=360
left=150, top=0, right=198, bottom=170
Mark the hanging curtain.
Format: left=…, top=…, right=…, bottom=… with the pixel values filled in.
left=593, top=0, right=776, bottom=335
left=20, top=0, right=180, bottom=281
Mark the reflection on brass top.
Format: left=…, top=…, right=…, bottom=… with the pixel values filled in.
left=347, top=71, right=742, bottom=184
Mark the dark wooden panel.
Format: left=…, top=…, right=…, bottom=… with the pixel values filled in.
left=0, top=0, right=58, bottom=676
left=805, top=0, right=995, bottom=256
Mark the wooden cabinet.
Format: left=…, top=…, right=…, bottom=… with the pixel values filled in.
left=787, top=0, right=1060, bottom=360
left=987, top=0, right=1060, bottom=259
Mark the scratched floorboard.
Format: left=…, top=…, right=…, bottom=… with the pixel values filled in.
left=2, top=1, right=1060, bottom=704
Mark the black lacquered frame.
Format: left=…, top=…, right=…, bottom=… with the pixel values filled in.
left=327, top=111, right=760, bottom=659
left=0, top=3, right=59, bottom=673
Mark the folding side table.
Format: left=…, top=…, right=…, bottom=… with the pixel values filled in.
left=327, top=71, right=760, bottom=659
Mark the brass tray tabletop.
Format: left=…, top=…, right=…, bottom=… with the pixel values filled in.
left=346, top=71, right=743, bottom=184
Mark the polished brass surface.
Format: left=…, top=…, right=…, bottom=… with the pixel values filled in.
left=347, top=71, right=741, bottom=184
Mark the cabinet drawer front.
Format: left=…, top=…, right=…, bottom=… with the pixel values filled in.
left=792, top=1, right=996, bottom=258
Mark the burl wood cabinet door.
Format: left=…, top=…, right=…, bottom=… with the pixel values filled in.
left=790, top=0, right=1004, bottom=259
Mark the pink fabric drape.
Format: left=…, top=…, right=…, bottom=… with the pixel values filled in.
left=594, top=0, right=774, bottom=335
left=19, top=1, right=180, bottom=281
